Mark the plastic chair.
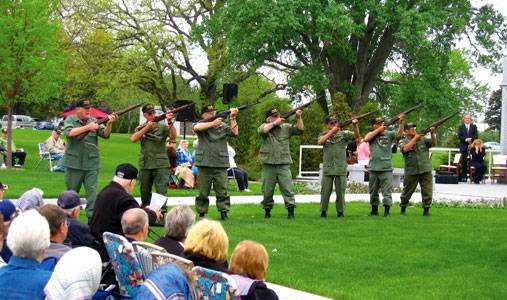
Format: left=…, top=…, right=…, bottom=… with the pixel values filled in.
left=491, top=155, right=507, bottom=183
left=132, top=241, right=166, bottom=277
left=102, top=232, right=144, bottom=298
left=34, top=143, right=53, bottom=171
left=192, top=266, right=241, bottom=300
left=151, top=251, right=194, bottom=273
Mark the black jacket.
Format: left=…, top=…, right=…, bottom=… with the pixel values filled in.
left=154, top=235, right=184, bottom=256
left=243, top=281, right=279, bottom=300
left=89, top=181, right=156, bottom=240
left=183, top=250, right=229, bottom=273
left=65, top=217, right=96, bottom=248
left=458, top=123, right=478, bottom=152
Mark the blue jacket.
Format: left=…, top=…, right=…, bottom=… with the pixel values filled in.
left=0, top=256, right=52, bottom=299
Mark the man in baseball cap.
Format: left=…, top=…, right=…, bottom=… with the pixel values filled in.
left=57, top=191, right=95, bottom=248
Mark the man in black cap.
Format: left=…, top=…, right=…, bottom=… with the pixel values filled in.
left=89, top=163, right=162, bottom=242
left=399, top=123, right=436, bottom=216
left=62, top=98, right=118, bottom=218
left=317, top=115, right=360, bottom=218
left=363, top=115, right=405, bottom=217
left=57, top=190, right=96, bottom=248
left=193, top=104, right=238, bottom=220
left=258, top=106, right=304, bottom=219
left=131, top=104, right=177, bottom=207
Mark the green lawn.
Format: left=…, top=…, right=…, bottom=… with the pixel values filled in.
left=142, top=202, right=507, bottom=299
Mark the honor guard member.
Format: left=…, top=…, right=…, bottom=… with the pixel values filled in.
left=363, top=115, right=404, bottom=217
left=131, top=104, right=177, bottom=207
left=399, top=123, right=436, bottom=216
left=317, top=116, right=360, bottom=218
left=62, top=98, right=117, bottom=218
left=259, top=107, right=304, bottom=219
left=193, top=104, right=239, bottom=220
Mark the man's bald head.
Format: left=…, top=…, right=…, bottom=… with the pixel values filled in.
left=121, top=208, right=148, bottom=237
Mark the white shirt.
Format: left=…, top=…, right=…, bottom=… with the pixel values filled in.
left=227, top=145, right=237, bottom=168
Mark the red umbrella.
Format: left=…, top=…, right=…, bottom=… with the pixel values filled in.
left=61, top=107, right=108, bottom=118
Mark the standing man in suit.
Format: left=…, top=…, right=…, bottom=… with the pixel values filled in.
left=457, top=113, right=478, bottom=182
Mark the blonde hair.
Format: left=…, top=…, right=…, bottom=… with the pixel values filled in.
left=229, top=240, right=269, bottom=280
left=470, top=139, right=483, bottom=149
left=184, top=219, right=228, bottom=263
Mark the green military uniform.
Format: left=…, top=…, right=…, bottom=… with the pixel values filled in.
left=138, top=123, right=170, bottom=207
left=194, top=122, right=233, bottom=214
left=368, top=130, right=396, bottom=207
left=62, top=114, right=107, bottom=218
left=258, top=123, right=303, bottom=210
left=320, top=130, right=355, bottom=214
left=399, top=137, right=433, bottom=208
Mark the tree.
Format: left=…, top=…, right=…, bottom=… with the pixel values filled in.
left=213, top=0, right=506, bottom=115
left=0, top=0, right=66, bottom=167
left=485, top=89, right=501, bottom=131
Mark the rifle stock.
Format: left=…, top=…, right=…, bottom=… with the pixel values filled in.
left=135, top=101, right=195, bottom=131
left=384, top=103, right=423, bottom=127
left=76, top=102, right=143, bottom=141
left=337, top=110, right=378, bottom=128
left=419, top=111, right=460, bottom=135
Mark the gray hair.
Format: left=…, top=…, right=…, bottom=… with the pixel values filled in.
left=164, top=205, right=195, bottom=241
left=7, top=210, right=50, bottom=259
left=121, top=208, right=148, bottom=235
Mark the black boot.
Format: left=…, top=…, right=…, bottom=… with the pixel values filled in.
left=220, top=211, right=228, bottom=220
left=369, top=205, right=379, bottom=216
left=264, top=208, right=271, bottom=219
left=320, top=211, right=327, bottom=218
left=423, top=207, right=430, bottom=217
left=337, top=212, right=344, bottom=218
left=288, top=207, right=295, bottom=219
left=400, top=206, right=406, bottom=216
left=383, top=205, right=390, bottom=217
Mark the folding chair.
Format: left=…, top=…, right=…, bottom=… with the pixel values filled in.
left=102, top=232, right=144, bottom=298
left=192, top=266, right=241, bottom=300
left=151, top=251, right=194, bottom=273
left=439, top=153, right=461, bottom=176
left=491, top=155, right=507, bottom=183
left=34, top=143, right=53, bottom=171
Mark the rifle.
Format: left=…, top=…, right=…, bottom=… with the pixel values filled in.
left=201, top=100, right=262, bottom=123
left=337, top=110, right=378, bottom=128
left=418, top=111, right=460, bottom=135
left=280, top=99, right=316, bottom=119
left=76, top=103, right=143, bottom=141
left=384, top=103, right=423, bottom=127
left=135, top=101, right=196, bottom=131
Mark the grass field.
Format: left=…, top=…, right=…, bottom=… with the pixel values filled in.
left=138, top=202, right=506, bottom=299
left=6, top=130, right=507, bottom=299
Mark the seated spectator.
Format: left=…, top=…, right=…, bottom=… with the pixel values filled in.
left=137, top=264, right=193, bottom=300
left=469, top=139, right=486, bottom=184
left=15, top=187, right=44, bottom=211
left=57, top=190, right=96, bottom=248
left=357, top=139, right=370, bottom=165
left=191, top=139, right=199, bottom=175
left=0, top=210, right=52, bottom=299
left=183, top=219, right=229, bottom=273
left=44, top=247, right=102, bottom=300
left=38, top=204, right=72, bottom=260
left=155, top=205, right=195, bottom=256
left=89, top=163, right=162, bottom=241
left=44, top=128, right=66, bottom=172
left=227, top=143, right=250, bottom=192
left=229, top=240, right=279, bottom=300
left=0, top=200, right=17, bottom=264
left=0, top=128, right=27, bottom=168
left=175, top=139, right=195, bottom=188
left=0, top=182, right=8, bottom=200
left=346, top=141, right=358, bottom=164
left=121, top=208, right=149, bottom=242
left=0, top=215, right=5, bottom=267
left=166, top=139, right=179, bottom=188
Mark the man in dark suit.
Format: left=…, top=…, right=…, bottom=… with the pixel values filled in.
left=457, top=114, right=478, bottom=181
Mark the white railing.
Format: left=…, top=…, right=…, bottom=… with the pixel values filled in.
left=298, top=145, right=501, bottom=179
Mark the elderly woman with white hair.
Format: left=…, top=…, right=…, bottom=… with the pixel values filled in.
left=155, top=205, right=195, bottom=256
left=0, top=210, right=52, bottom=299
left=44, top=247, right=102, bottom=300
left=16, top=187, right=44, bottom=211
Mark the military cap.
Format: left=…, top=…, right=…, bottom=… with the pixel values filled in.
left=371, top=117, right=385, bottom=125
left=75, top=98, right=92, bottom=109
left=404, top=122, right=417, bottom=130
left=325, top=115, right=338, bottom=124
left=115, top=163, right=138, bottom=180
left=201, top=104, right=215, bottom=114
left=142, top=104, right=155, bottom=114
left=265, top=107, right=280, bottom=118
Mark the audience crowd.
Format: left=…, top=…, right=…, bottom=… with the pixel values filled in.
left=0, top=163, right=278, bottom=300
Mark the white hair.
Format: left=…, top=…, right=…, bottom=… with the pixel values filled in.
left=165, top=205, right=195, bottom=241
left=7, top=210, right=50, bottom=259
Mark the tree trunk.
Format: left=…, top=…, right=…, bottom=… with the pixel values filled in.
left=5, top=106, right=13, bottom=168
